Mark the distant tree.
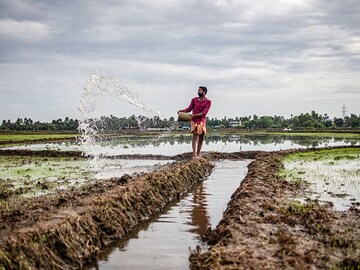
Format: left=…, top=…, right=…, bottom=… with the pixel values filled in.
left=1, top=112, right=359, bottom=132
left=1, top=120, right=8, bottom=130
left=15, top=118, right=23, bottom=130
left=298, top=113, right=315, bottom=128
left=311, top=110, right=321, bottom=121
left=258, top=117, right=272, bottom=128
left=303, top=120, right=315, bottom=128
left=272, top=115, right=286, bottom=128
left=324, top=120, right=333, bottom=128
left=344, top=114, right=360, bottom=128
left=334, top=118, right=344, bottom=127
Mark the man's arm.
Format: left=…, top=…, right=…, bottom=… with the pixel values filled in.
left=178, top=98, right=194, bottom=114
left=192, top=112, right=204, bottom=117
left=202, top=100, right=212, bottom=117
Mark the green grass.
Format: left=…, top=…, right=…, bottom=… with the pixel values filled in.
left=283, top=148, right=360, bottom=162
left=209, top=129, right=360, bottom=138
left=0, top=156, right=91, bottom=198
left=280, top=147, right=360, bottom=211
left=284, top=201, right=318, bottom=214
left=277, top=168, right=309, bottom=187
left=0, top=156, right=88, bottom=179
left=0, top=134, right=78, bottom=142
left=267, top=132, right=360, bottom=138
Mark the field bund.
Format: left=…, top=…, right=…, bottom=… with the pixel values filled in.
left=190, top=147, right=360, bottom=270
left=0, top=155, right=213, bottom=269
left=1, top=146, right=359, bottom=269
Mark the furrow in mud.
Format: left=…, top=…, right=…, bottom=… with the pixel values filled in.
left=190, top=147, right=360, bottom=270
left=0, top=158, right=213, bottom=269
left=1, top=146, right=359, bottom=269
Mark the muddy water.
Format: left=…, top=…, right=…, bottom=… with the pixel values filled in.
left=87, top=160, right=251, bottom=270
left=0, top=156, right=173, bottom=198
left=284, top=158, right=360, bottom=211
left=4, top=134, right=359, bottom=155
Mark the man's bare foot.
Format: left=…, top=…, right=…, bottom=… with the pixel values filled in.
left=193, top=155, right=200, bottom=159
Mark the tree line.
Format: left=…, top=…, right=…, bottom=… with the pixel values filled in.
left=1, top=111, right=360, bottom=131
left=1, top=117, right=79, bottom=131
left=210, top=111, right=360, bottom=129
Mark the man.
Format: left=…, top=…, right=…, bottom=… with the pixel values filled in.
left=178, top=86, right=212, bottom=158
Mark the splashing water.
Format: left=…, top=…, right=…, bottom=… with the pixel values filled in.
left=78, top=72, right=177, bottom=170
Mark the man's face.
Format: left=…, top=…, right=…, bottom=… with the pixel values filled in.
left=198, top=88, right=204, bottom=97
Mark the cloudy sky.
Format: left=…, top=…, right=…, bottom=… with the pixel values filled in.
left=0, top=0, right=359, bottom=122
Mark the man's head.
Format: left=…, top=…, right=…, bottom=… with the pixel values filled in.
left=198, top=86, right=207, bottom=97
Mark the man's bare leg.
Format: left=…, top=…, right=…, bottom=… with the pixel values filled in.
left=197, top=134, right=204, bottom=157
left=192, top=133, right=199, bottom=158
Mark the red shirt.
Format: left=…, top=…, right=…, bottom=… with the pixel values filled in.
left=185, top=97, right=212, bottom=124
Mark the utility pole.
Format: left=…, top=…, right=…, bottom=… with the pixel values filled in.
left=341, top=102, right=348, bottom=118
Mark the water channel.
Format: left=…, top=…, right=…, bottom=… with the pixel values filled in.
left=86, top=160, right=251, bottom=270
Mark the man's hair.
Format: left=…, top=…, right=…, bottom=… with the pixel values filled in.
left=199, top=86, right=207, bottom=94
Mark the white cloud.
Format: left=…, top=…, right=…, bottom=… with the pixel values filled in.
left=345, top=39, right=360, bottom=54
left=0, top=0, right=359, bottom=121
left=0, top=18, right=53, bottom=41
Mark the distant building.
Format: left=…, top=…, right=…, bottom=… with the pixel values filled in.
left=181, top=125, right=190, bottom=131
left=147, top=128, right=168, bottom=131
left=229, top=121, right=241, bottom=128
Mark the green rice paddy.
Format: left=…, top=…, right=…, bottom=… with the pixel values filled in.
left=0, top=156, right=91, bottom=198
left=280, top=148, right=360, bottom=210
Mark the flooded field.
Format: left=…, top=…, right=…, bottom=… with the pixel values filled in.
left=0, top=155, right=173, bottom=198
left=281, top=148, right=360, bottom=211
left=2, top=133, right=359, bottom=155
left=0, top=132, right=359, bottom=269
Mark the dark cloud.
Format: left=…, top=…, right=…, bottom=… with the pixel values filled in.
left=0, top=0, right=359, bottom=121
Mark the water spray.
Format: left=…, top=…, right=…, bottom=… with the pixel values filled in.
left=78, top=72, right=177, bottom=171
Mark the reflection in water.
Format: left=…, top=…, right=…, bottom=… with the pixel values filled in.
left=92, top=134, right=359, bottom=149
left=87, top=160, right=251, bottom=270
left=5, top=134, right=359, bottom=155
left=190, top=184, right=210, bottom=237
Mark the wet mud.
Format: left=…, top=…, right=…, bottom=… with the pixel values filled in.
left=190, top=147, right=360, bottom=270
left=0, top=157, right=213, bottom=269
left=0, top=149, right=262, bottom=161
left=0, top=146, right=359, bottom=269
left=0, top=149, right=85, bottom=158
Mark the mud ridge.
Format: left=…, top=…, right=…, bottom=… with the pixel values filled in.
left=1, top=145, right=357, bottom=160
left=0, top=149, right=265, bottom=160
left=190, top=147, right=360, bottom=270
left=1, top=146, right=359, bottom=269
left=0, top=158, right=213, bottom=269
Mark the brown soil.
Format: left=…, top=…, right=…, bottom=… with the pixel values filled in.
left=0, top=149, right=85, bottom=158
left=0, top=157, right=213, bottom=269
left=0, top=149, right=262, bottom=161
left=1, top=146, right=359, bottom=269
left=190, top=147, right=360, bottom=270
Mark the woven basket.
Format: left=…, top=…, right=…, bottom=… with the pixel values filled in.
left=178, top=112, right=191, bottom=122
